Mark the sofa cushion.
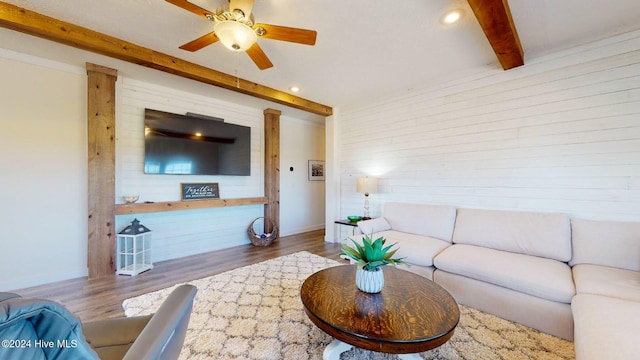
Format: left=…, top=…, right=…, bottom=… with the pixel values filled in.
left=383, top=202, right=457, bottom=242
left=357, top=217, right=392, bottom=235
left=452, top=208, right=572, bottom=262
left=572, top=294, right=640, bottom=360
left=434, top=270, right=575, bottom=340
left=572, top=264, right=640, bottom=301
left=569, top=219, right=640, bottom=271
left=349, top=230, right=451, bottom=267
left=434, top=244, right=575, bottom=303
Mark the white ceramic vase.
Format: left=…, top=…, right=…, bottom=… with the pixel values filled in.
left=356, top=267, right=384, bottom=293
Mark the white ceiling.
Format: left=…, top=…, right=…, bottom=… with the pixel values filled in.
left=2, top=0, right=640, bottom=119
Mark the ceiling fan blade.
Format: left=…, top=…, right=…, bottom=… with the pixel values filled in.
left=254, top=24, right=317, bottom=45
left=165, top=0, right=214, bottom=20
left=246, top=43, right=273, bottom=70
left=179, top=32, right=219, bottom=51
left=229, top=0, right=255, bottom=19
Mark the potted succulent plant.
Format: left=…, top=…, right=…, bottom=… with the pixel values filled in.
left=341, top=234, right=407, bottom=293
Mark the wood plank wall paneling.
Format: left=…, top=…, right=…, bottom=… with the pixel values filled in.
left=264, top=109, right=281, bottom=234
left=86, top=63, right=117, bottom=278
left=115, top=78, right=266, bottom=262
left=339, top=34, right=640, bottom=222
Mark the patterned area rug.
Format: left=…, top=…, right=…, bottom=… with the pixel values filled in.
left=122, top=251, right=574, bottom=360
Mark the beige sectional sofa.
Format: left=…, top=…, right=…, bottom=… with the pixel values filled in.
left=350, top=202, right=640, bottom=358
left=569, top=219, right=640, bottom=359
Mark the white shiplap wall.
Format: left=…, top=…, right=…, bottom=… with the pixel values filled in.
left=115, top=78, right=264, bottom=261
left=339, top=31, right=640, bottom=222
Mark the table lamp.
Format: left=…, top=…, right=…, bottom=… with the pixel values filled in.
left=356, top=177, right=378, bottom=220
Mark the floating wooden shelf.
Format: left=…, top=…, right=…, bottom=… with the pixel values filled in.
left=115, top=197, right=268, bottom=215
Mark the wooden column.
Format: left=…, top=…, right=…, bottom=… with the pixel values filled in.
left=264, top=109, right=281, bottom=235
left=87, top=63, right=117, bottom=279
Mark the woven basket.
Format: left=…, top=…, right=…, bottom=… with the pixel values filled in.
left=247, top=217, right=278, bottom=246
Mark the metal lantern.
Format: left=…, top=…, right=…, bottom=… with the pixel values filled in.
left=116, top=218, right=153, bottom=276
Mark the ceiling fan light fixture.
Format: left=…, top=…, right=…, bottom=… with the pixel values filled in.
left=214, top=20, right=257, bottom=51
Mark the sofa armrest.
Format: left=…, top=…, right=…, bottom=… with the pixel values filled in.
left=123, top=284, right=197, bottom=360
left=0, top=292, right=20, bottom=302
left=357, top=217, right=391, bottom=235
left=83, top=315, right=153, bottom=359
left=85, top=284, right=197, bottom=360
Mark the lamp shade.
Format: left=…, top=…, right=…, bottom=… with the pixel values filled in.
left=357, top=177, right=378, bottom=195
left=214, top=20, right=257, bottom=51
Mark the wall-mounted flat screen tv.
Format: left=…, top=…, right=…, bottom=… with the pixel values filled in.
left=144, top=108, right=251, bottom=176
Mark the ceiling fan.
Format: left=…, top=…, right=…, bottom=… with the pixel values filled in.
left=166, top=0, right=317, bottom=70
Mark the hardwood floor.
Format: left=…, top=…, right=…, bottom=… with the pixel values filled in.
left=11, top=229, right=344, bottom=322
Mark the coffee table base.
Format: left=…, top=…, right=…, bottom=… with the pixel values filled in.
left=323, top=339, right=422, bottom=360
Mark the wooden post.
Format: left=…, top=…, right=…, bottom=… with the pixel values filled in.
left=264, top=109, right=281, bottom=235
left=87, top=63, right=117, bottom=278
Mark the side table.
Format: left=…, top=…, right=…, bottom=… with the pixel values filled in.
left=334, top=219, right=359, bottom=229
left=334, top=219, right=359, bottom=259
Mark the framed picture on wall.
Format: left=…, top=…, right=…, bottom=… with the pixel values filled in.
left=308, top=160, right=325, bottom=181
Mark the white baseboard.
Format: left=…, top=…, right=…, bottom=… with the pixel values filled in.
left=280, top=223, right=324, bottom=237
left=1, top=268, right=88, bottom=292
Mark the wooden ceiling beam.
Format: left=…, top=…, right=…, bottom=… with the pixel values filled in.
left=0, top=2, right=332, bottom=116
left=467, top=0, right=524, bottom=70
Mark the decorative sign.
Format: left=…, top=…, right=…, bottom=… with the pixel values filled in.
left=181, top=182, right=220, bottom=201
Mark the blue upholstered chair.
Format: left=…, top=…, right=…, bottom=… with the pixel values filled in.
left=0, top=284, right=197, bottom=360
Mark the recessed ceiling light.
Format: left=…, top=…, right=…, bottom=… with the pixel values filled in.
left=289, top=86, right=300, bottom=93
left=440, top=9, right=464, bottom=25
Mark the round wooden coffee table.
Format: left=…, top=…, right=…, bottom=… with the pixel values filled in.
left=300, top=265, right=459, bottom=360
